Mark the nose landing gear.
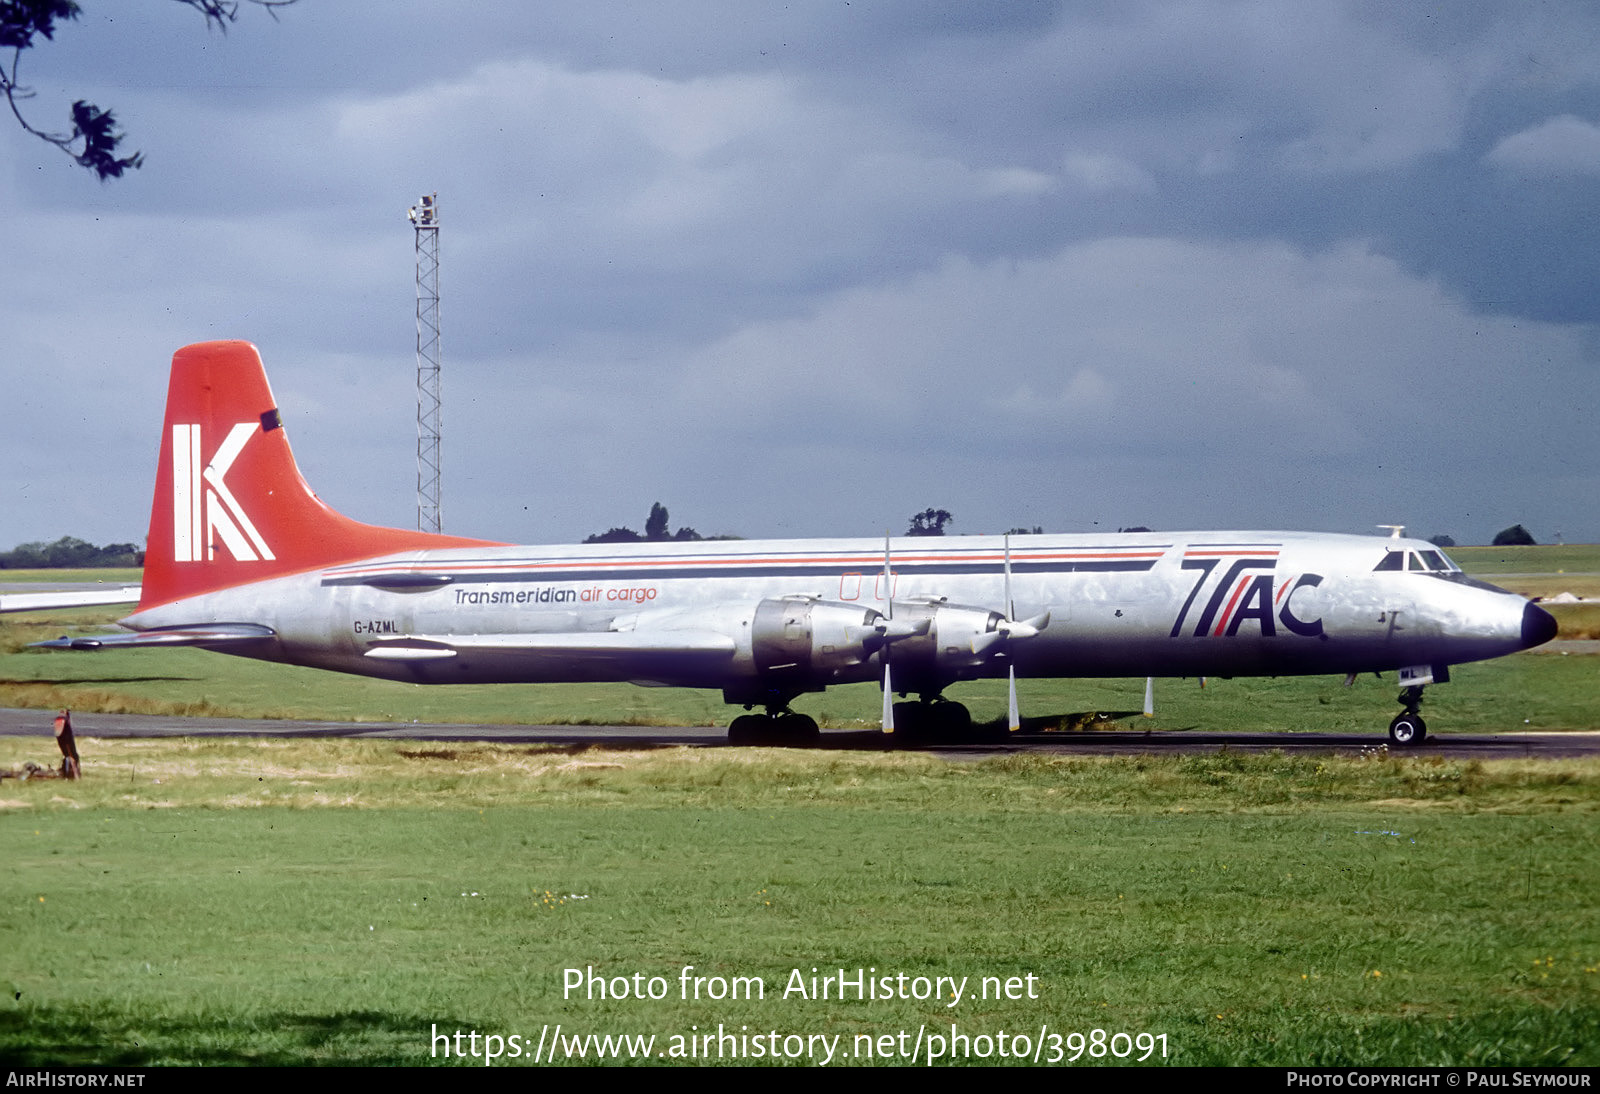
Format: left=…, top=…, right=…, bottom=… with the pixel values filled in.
left=1388, top=685, right=1427, bottom=746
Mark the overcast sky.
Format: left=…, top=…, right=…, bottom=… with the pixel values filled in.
left=3, top=1, right=1597, bottom=550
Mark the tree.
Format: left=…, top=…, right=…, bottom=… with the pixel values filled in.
left=1428, top=534, right=1456, bottom=548
left=1492, top=524, right=1536, bottom=547
left=906, top=508, right=953, bottom=537
left=645, top=502, right=670, bottom=542
left=2, top=1, right=297, bottom=179
left=1004, top=526, right=1043, bottom=536
left=583, top=503, right=704, bottom=545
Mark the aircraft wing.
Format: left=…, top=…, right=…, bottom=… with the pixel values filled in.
left=360, top=631, right=738, bottom=674
left=0, top=586, right=142, bottom=614
left=29, top=623, right=275, bottom=650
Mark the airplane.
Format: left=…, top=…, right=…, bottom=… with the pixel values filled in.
left=33, top=340, right=1558, bottom=747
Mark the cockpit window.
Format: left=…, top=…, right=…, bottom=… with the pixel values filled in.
left=1374, top=549, right=1459, bottom=573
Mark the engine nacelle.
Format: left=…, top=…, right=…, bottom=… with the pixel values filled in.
left=882, top=598, right=1007, bottom=693
left=751, top=595, right=887, bottom=681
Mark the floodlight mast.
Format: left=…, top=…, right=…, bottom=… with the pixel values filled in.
left=407, top=193, right=443, bottom=534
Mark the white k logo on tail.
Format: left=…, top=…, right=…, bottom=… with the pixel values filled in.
left=171, top=423, right=276, bottom=563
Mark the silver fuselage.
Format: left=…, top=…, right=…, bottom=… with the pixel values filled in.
left=121, top=531, right=1550, bottom=694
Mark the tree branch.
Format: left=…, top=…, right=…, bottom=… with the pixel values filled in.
left=2, top=0, right=298, bottom=178
left=175, top=1, right=299, bottom=32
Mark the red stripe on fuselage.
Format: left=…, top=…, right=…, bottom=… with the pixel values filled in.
left=1213, top=576, right=1253, bottom=637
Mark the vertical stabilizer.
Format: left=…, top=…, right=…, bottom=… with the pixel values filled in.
left=139, top=341, right=497, bottom=610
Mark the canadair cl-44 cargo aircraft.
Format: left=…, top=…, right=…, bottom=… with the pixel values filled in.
left=36, top=341, right=1558, bottom=747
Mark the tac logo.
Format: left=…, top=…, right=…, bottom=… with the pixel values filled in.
left=1169, top=548, right=1323, bottom=638
left=171, top=422, right=276, bottom=563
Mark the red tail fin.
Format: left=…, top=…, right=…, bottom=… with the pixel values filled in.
left=140, top=341, right=498, bottom=610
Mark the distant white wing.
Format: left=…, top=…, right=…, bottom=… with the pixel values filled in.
left=0, top=587, right=142, bottom=614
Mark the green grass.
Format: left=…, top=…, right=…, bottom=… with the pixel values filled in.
left=1, top=741, right=1597, bottom=1066
left=1449, top=544, right=1600, bottom=576
left=0, top=567, right=143, bottom=585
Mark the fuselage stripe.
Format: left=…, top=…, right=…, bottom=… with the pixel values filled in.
left=321, top=558, right=1164, bottom=586
left=1214, top=576, right=1252, bottom=637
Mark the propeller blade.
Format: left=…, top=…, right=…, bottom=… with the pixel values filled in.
left=882, top=661, right=895, bottom=733
left=1004, top=533, right=1014, bottom=621
left=881, top=532, right=895, bottom=734
left=1005, top=534, right=1020, bottom=733
left=883, top=618, right=929, bottom=640
left=1143, top=676, right=1155, bottom=718
left=969, top=630, right=1005, bottom=657
left=1019, top=609, right=1051, bottom=631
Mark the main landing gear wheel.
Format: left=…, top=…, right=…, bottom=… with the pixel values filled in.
left=890, top=699, right=972, bottom=746
left=728, top=714, right=765, bottom=745
left=727, top=711, right=820, bottom=746
left=1388, top=712, right=1427, bottom=747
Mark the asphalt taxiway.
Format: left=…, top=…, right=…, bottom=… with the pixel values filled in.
left=2, top=707, right=1596, bottom=758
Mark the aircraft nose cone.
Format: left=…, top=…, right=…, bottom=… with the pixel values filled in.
left=1522, top=602, right=1558, bottom=649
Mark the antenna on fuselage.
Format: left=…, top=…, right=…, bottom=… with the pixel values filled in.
left=1377, top=524, right=1406, bottom=539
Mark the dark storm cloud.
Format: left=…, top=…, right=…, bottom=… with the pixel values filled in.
left=1, top=1, right=1595, bottom=551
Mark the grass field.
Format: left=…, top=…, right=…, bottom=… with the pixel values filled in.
left=2, top=741, right=1597, bottom=1066
left=1, top=553, right=1596, bottom=1068
left=0, top=568, right=143, bottom=585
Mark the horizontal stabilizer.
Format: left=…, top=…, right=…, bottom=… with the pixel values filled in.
left=30, top=623, right=276, bottom=650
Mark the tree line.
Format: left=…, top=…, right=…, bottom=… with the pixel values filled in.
left=1, top=536, right=144, bottom=569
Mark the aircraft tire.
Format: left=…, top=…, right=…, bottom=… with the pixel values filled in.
left=728, top=714, right=767, bottom=745
left=929, top=700, right=972, bottom=741
left=892, top=702, right=929, bottom=747
left=777, top=713, right=820, bottom=745
left=1388, top=713, right=1427, bottom=747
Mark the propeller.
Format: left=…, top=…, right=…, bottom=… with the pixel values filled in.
left=881, top=534, right=895, bottom=733
left=1005, top=535, right=1020, bottom=732
left=979, top=535, right=1047, bottom=731
left=997, top=536, right=1052, bottom=731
